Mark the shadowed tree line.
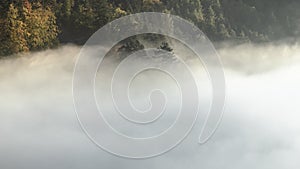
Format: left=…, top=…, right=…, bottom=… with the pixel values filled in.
left=0, top=0, right=299, bottom=56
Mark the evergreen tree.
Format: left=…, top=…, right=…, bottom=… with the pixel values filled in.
left=0, top=3, right=28, bottom=56
left=204, top=5, right=216, bottom=38
left=23, top=2, right=58, bottom=50
left=161, top=0, right=204, bottom=24
left=1, top=0, right=300, bottom=56
left=0, top=1, right=58, bottom=56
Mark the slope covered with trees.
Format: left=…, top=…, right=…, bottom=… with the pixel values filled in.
left=0, top=0, right=58, bottom=56
left=0, top=0, right=299, bottom=56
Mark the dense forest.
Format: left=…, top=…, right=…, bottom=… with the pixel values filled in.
left=0, top=0, right=299, bottom=56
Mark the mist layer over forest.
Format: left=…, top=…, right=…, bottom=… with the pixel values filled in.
left=1, top=0, right=300, bottom=168
left=0, top=41, right=300, bottom=168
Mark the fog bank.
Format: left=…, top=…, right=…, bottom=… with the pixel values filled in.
left=0, top=43, right=300, bottom=169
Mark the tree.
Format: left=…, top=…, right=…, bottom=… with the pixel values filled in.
left=0, top=3, right=28, bottom=56
left=204, top=5, right=216, bottom=37
left=161, top=0, right=204, bottom=24
left=0, top=1, right=58, bottom=56
left=23, top=2, right=59, bottom=50
left=62, top=0, right=73, bottom=18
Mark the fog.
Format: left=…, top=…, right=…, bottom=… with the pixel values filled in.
left=0, top=42, right=300, bottom=169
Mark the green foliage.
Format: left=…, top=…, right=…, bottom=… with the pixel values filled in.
left=162, top=0, right=204, bottom=24
left=159, top=42, right=173, bottom=52
left=55, top=0, right=117, bottom=44
left=0, top=3, right=28, bottom=56
left=1, top=0, right=300, bottom=56
left=63, top=0, right=73, bottom=18
left=0, top=1, right=58, bottom=56
left=119, top=36, right=145, bottom=53
left=23, top=3, right=59, bottom=50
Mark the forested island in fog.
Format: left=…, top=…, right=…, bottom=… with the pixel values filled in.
left=1, top=0, right=299, bottom=56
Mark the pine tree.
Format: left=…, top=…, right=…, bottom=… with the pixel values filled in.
left=0, top=3, right=28, bottom=56
left=23, top=2, right=58, bottom=50
left=0, top=1, right=58, bottom=56
left=161, top=0, right=204, bottom=25
left=63, top=0, right=73, bottom=18
left=204, top=5, right=217, bottom=38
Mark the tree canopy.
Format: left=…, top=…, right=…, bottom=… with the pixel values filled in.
left=1, top=0, right=299, bottom=56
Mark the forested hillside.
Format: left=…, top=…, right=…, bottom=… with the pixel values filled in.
left=1, top=0, right=299, bottom=56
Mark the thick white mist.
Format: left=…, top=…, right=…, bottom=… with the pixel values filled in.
left=0, top=43, right=300, bottom=169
